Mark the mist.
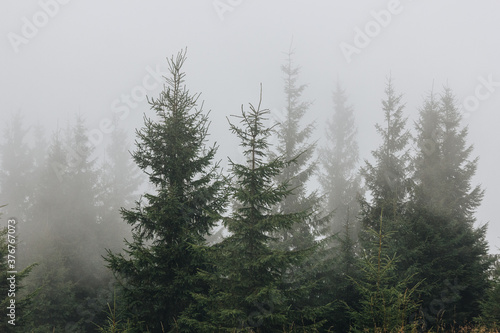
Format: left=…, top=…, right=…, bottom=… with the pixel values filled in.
left=1, top=1, right=499, bottom=331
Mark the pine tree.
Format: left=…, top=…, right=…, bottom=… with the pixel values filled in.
left=199, top=87, right=323, bottom=332
left=105, top=49, right=226, bottom=332
left=408, top=87, right=491, bottom=327
left=359, top=77, right=411, bottom=251
left=314, top=82, right=363, bottom=331
left=64, top=116, right=104, bottom=289
left=21, top=122, right=47, bottom=263
left=271, top=48, right=318, bottom=252
left=265, top=50, right=334, bottom=327
left=478, top=255, right=500, bottom=328
left=320, top=82, right=361, bottom=238
left=355, top=77, right=416, bottom=330
left=24, top=131, right=86, bottom=331
left=348, top=213, right=421, bottom=333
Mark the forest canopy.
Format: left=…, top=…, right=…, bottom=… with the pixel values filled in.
left=1, top=49, right=498, bottom=332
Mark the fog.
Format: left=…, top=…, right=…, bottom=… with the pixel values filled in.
left=2, top=1, right=500, bottom=330
left=3, top=0, right=498, bottom=251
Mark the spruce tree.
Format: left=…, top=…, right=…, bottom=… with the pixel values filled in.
left=478, top=255, right=500, bottom=328
left=359, top=77, right=411, bottom=250
left=65, top=116, right=104, bottom=289
left=356, top=77, right=416, bottom=330
left=316, top=82, right=363, bottom=331
left=408, top=87, right=491, bottom=327
left=320, top=82, right=361, bottom=238
left=200, top=87, right=323, bottom=332
left=348, top=213, right=421, bottom=333
left=105, top=49, right=226, bottom=332
left=265, top=50, right=334, bottom=327
left=271, top=48, right=318, bottom=252
left=24, top=131, right=87, bottom=332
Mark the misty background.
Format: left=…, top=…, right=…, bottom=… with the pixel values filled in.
left=1, top=0, right=499, bottom=255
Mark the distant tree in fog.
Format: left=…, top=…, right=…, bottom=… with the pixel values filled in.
left=319, top=82, right=361, bottom=239
left=270, top=48, right=319, bottom=252
left=405, top=87, right=491, bottom=327
left=0, top=112, right=33, bottom=224
left=98, top=122, right=142, bottom=253
left=359, top=77, right=411, bottom=242
left=317, top=82, right=363, bottom=331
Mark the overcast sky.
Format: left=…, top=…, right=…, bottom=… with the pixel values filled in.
left=2, top=0, right=499, bottom=253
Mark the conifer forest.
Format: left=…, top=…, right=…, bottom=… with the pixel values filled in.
left=1, top=1, right=500, bottom=332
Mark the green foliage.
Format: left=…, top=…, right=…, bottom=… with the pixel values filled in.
left=0, top=54, right=495, bottom=333
left=270, top=47, right=319, bottom=252
left=478, top=256, right=500, bottom=328
left=318, top=215, right=361, bottom=332
left=315, top=82, right=364, bottom=331
left=95, top=290, right=139, bottom=333
left=198, top=86, right=323, bottom=332
left=24, top=247, right=80, bottom=332
left=406, top=88, right=492, bottom=328
left=360, top=77, right=411, bottom=233
left=348, top=214, right=422, bottom=333
left=22, top=116, right=113, bottom=332
left=105, top=49, right=226, bottom=332
left=320, top=82, right=362, bottom=238
left=266, top=49, right=335, bottom=329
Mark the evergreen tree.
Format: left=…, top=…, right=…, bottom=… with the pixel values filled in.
left=315, top=82, right=363, bottom=331
left=23, top=117, right=111, bottom=331
left=99, top=123, right=142, bottom=253
left=64, top=116, right=104, bottom=289
left=105, top=49, right=226, bottom=332
left=266, top=50, right=334, bottom=328
left=24, top=247, right=79, bottom=332
left=24, top=131, right=85, bottom=331
left=348, top=213, right=421, bottom=333
left=22, top=122, right=47, bottom=263
left=359, top=77, right=411, bottom=251
left=198, top=87, right=324, bottom=332
left=355, top=77, right=416, bottom=330
left=271, top=48, right=318, bottom=252
left=478, top=255, right=500, bottom=328
left=320, top=82, right=361, bottom=238
left=407, top=87, right=491, bottom=327
left=0, top=112, right=34, bottom=225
